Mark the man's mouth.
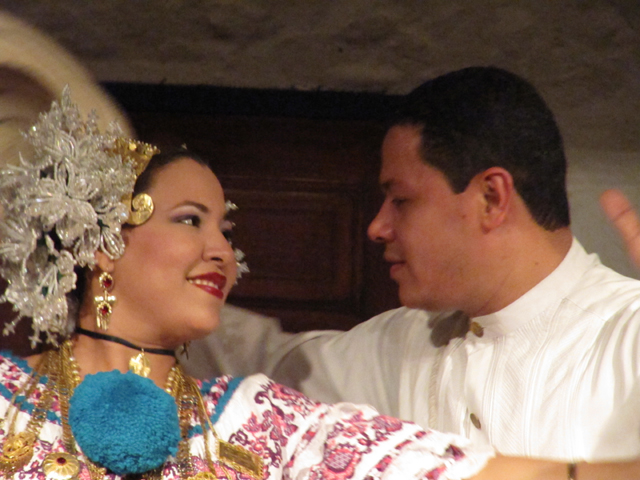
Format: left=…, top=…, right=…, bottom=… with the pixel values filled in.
left=389, top=262, right=404, bottom=277
left=188, top=272, right=226, bottom=299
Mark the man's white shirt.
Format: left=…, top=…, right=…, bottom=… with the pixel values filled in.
left=186, top=239, right=640, bottom=461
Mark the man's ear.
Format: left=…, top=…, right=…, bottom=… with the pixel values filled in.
left=94, top=250, right=115, bottom=273
left=476, top=167, right=514, bottom=232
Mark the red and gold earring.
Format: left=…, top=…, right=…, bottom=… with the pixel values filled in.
left=94, top=272, right=116, bottom=331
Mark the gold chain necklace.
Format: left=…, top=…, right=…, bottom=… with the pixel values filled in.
left=0, top=353, right=56, bottom=476
left=0, top=342, right=263, bottom=480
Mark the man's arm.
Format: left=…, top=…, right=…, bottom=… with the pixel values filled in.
left=471, top=456, right=640, bottom=480
left=184, top=304, right=371, bottom=404
left=185, top=305, right=424, bottom=410
left=182, top=304, right=299, bottom=379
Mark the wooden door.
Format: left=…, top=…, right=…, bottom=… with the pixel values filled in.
left=0, top=86, right=402, bottom=355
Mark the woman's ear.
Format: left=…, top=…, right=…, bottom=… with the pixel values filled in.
left=476, top=167, right=514, bottom=232
left=94, top=250, right=115, bottom=273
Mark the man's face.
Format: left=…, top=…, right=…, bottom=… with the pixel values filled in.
left=368, top=125, right=480, bottom=312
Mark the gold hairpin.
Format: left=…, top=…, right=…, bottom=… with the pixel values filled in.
left=111, top=138, right=160, bottom=226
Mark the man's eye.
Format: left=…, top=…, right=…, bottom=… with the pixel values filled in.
left=392, top=198, right=407, bottom=207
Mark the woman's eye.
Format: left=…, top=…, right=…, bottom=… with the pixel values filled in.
left=177, top=215, right=201, bottom=227
left=391, top=198, right=407, bottom=207
left=221, top=220, right=234, bottom=242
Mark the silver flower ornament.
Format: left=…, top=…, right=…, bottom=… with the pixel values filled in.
left=0, top=87, right=141, bottom=345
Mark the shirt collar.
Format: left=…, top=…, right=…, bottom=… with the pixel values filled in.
left=471, top=238, right=597, bottom=338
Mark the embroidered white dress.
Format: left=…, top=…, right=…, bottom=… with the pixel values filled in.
left=0, top=354, right=491, bottom=480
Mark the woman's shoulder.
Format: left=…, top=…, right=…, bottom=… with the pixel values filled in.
left=199, top=373, right=320, bottom=421
left=0, top=349, right=32, bottom=369
left=0, top=351, right=51, bottom=422
left=0, top=350, right=34, bottom=396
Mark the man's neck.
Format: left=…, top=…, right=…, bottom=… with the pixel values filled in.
left=468, top=227, right=573, bottom=317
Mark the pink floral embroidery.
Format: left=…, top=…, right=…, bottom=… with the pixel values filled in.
left=426, top=465, right=447, bottom=479
left=369, top=453, right=394, bottom=475
left=326, top=411, right=404, bottom=454
left=372, top=415, right=403, bottom=434
left=309, top=442, right=362, bottom=480
left=446, top=444, right=465, bottom=460
left=229, top=381, right=308, bottom=468
left=268, top=382, right=318, bottom=414
left=201, top=375, right=232, bottom=418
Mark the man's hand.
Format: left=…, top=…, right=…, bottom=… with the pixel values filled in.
left=600, top=189, right=640, bottom=270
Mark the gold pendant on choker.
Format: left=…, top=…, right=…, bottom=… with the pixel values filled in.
left=129, top=350, right=151, bottom=377
left=0, top=431, right=37, bottom=475
left=42, top=452, right=81, bottom=480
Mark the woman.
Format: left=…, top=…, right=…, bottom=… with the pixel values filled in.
left=0, top=91, right=494, bottom=479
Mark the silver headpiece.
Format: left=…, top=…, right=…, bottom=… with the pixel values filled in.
left=225, top=200, right=249, bottom=279
left=0, top=88, right=156, bottom=345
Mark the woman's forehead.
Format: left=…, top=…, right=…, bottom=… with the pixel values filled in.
left=149, top=158, right=224, bottom=207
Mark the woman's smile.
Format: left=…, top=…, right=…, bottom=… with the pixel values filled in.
left=188, top=272, right=226, bottom=299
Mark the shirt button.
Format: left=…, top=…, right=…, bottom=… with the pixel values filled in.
left=470, top=321, right=484, bottom=337
left=470, top=413, right=482, bottom=429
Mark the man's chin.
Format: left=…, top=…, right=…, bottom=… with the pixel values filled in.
left=398, top=289, right=428, bottom=310
left=398, top=288, right=446, bottom=312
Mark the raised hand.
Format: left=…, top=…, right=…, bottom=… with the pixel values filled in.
left=600, top=189, right=640, bottom=270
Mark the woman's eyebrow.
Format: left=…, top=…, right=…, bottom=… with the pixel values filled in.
left=175, top=200, right=210, bottom=213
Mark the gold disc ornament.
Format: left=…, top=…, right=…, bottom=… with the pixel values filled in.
left=0, top=432, right=37, bottom=475
left=42, top=452, right=81, bottom=480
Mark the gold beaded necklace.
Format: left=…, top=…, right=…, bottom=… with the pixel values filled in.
left=0, top=353, right=56, bottom=476
left=0, top=342, right=263, bottom=480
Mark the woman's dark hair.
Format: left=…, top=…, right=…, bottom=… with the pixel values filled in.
left=392, top=66, right=570, bottom=231
left=131, top=148, right=209, bottom=198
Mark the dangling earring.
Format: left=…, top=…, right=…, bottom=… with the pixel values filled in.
left=94, top=272, right=116, bottom=331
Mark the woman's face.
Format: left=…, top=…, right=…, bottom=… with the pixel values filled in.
left=105, top=157, right=237, bottom=348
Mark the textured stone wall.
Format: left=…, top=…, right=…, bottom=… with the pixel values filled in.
left=0, top=0, right=638, bottom=151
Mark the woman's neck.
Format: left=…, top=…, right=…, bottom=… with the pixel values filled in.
left=71, top=325, right=178, bottom=389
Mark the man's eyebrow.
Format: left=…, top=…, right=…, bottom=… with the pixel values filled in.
left=380, top=180, right=393, bottom=193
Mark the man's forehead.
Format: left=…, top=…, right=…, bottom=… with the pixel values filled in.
left=378, top=155, right=426, bottom=188
left=378, top=174, right=412, bottom=193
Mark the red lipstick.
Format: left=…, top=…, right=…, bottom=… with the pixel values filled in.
left=188, top=272, right=226, bottom=299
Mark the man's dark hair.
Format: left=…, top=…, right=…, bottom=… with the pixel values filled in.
left=392, top=66, right=570, bottom=230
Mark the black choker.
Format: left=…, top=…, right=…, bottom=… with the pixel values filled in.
left=75, top=327, right=176, bottom=357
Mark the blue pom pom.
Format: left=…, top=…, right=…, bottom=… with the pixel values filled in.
left=69, top=370, right=181, bottom=475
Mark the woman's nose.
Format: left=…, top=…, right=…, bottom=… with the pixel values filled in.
left=204, top=232, right=235, bottom=264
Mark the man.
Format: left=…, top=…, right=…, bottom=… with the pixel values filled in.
left=185, top=67, right=640, bottom=462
